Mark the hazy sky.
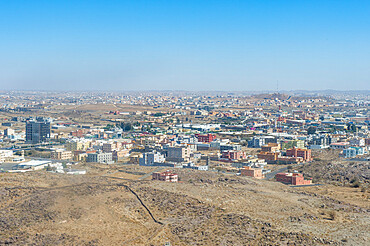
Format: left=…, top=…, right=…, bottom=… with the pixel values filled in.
left=0, top=0, right=369, bottom=91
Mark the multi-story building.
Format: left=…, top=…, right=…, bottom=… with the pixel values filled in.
left=26, top=120, right=50, bottom=144
left=50, top=150, right=73, bottom=160
left=286, top=147, right=312, bottom=162
left=257, top=151, right=280, bottom=162
left=66, top=140, right=90, bottom=151
left=281, top=140, right=304, bottom=150
left=87, top=152, right=113, bottom=163
left=3, top=128, right=14, bottom=137
left=113, top=149, right=129, bottom=162
left=102, top=143, right=114, bottom=153
left=248, top=136, right=276, bottom=148
left=166, top=146, right=191, bottom=163
left=139, top=151, right=165, bottom=166
left=221, top=150, right=246, bottom=160
left=102, top=141, right=124, bottom=153
left=343, top=147, right=365, bottom=158
left=310, top=135, right=331, bottom=147
left=349, top=138, right=365, bottom=147
left=152, top=170, right=178, bottom=182
left=0, top=150, right=14, bottom=163
left=220, top=144, right=242, bottom=151
left=261, top=143, right=280, bottom=153
left=195, top=134, right=217, bottom=143
left=70, top=129, right=85, bottom=138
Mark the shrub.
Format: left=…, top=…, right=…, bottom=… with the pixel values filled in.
left=328, top=211, right=336, bottom=220
left=352, top=181, right=361, bottom=188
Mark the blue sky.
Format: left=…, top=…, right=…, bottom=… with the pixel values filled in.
left=0, top=0, right=369, bottom=91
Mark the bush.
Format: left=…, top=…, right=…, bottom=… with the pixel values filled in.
left=352, top=181, right=361, bottom=188
left=328, top=210, right=337, bottom=220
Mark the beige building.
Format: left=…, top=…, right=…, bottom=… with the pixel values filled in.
left=113, top=149, right=129, bottom=161
left=51, top=150, right=73, bottom=160
left=166, top=146, right=192, bottom=163
left=66, top=140, right=90, bottom=151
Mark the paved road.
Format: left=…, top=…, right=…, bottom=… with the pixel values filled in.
left=264, top=167, right=288, bottom=180
left=138, top=167, right=164, bottom=180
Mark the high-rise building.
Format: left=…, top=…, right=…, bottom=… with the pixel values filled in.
left=26, top=120, right=51, bottom=144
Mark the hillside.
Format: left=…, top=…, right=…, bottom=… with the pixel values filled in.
left=1, top=165, right=369, bottom=245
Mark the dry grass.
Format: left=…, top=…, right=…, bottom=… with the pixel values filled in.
left=1, top=165, right=369, bottom=245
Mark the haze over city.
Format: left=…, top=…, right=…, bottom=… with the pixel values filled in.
left=1, top=1, right=369, bottom=246
left=1, top=0, right=369, bottom=91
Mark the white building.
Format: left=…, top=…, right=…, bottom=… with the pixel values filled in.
left=349, top=138, right=365, bottom=147
left=343, top=147, right=365, bottom=158
left=0, top=150, right=14, bottom=163
left=139, top=152, right=165, bottom=166
left=87, top=152, right=113, bottom=164
left=16, top=160, right=51, bottom=171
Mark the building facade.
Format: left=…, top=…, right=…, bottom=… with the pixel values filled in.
left=240, top=166, right=264, bottom=179
left=50, top=150, right=73, bottom=160
left=275, top=172, right=312, bottom=185
left=139, top=152, right=166, bottom=166
left=286, top=147, right=312, bottom=162
left=195, top=134, right=217, bottom=143
left=152, top=171, right=178, bottom=182
left=166, top=146, right=191, bottom=163
left=87, top=152, right=113, bottom=163
left=26, top=121, right=51, bottom=144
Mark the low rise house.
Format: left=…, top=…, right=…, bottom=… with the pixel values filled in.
left=275, top=172, right=312, bottom=185
left=16, top=160, right=51, bottom=171
left=152, top=170, right=178, bottom=182
left=240, top=166, right=264, bottom=179
left=330, top=142, right=349, bottom=149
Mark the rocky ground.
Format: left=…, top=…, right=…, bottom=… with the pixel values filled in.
left=296, top=150, right=369, bottom=187
left=0, top=165, right=369, bottom=245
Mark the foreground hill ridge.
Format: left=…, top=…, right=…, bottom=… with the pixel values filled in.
left=1, top=166, right=369, bottom=245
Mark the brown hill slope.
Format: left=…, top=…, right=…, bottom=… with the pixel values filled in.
left=0, top=168, right=368, bottom=245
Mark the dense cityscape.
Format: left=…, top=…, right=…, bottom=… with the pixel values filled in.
left=1, top=0, right=370, bottom=245
left=0, top=90, right=369, bottom=245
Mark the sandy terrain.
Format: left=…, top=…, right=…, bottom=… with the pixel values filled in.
left=0, top=165, right=369, bottom=245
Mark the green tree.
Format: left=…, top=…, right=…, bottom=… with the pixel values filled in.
left=346, top=123, right=357, bottom=132
left=307, top=126, right=316, bottom=135
left=118, top=122, right=133, bottom=131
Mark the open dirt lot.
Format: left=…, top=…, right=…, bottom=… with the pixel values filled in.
left=1, top=164, right=369, bottom=245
